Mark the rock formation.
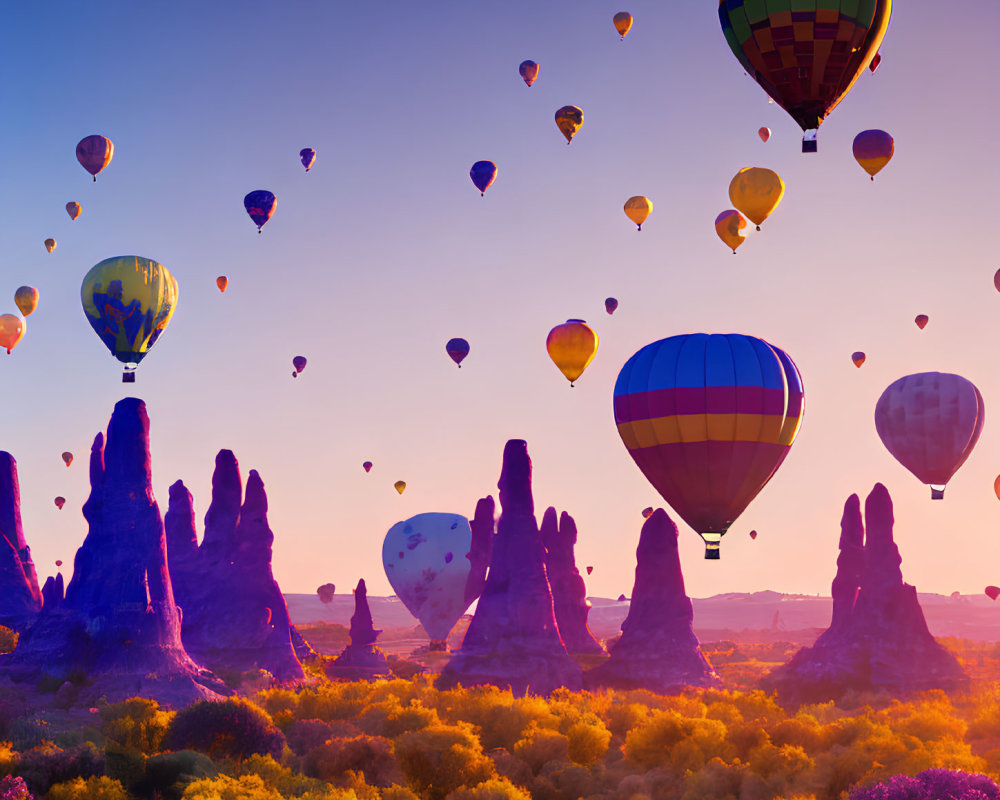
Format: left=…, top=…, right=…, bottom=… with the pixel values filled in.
left=541, top=507, right=604, bottom=655
left=585, top=509, right=720, bottom=692
left=326, top=579, right=391, bottom=680
left=437, top=440, right=582, bottom=695
left=464, top=496, right=495, bottom=609
left=765, top=483, right=967, bottom=702
left=166, top=453, right=304, bottom=682
left=2, top=399, right=228, bottom=706
left=0, top=453, right=42, bottom=631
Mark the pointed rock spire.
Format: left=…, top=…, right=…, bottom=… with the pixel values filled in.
left=0, top=452, right=41, bottom=628
left=542, top=508, right=604, bottom=655
left=327, top=578, right=391, bottom=680
left=464, top=496, right=495, bottom=607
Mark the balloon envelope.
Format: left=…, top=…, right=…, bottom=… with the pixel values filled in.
left=613, top=11, right=633, bottom=38
left=383, top=512, right=479, bottom=641
left=292, top=356, right=307, bottom=374
left=875, top=372, right=984, bottom=499
left=715, top=209, right=748, bottom=253
left=987, top=586, right=1000, bottom=601
left=394, top=480, right=406, bottom=494
left=363, top=461, right=373, bottom=473
left=299, top=148, right=316, bottom=171
left=216, top=276, right=228, bottom=292
left=546, top=319, right=598, bottom=385
left=758, top=127, right=770, bottom=143
left=14, top=286, right=38, bottom=317
left=555, top=105, right=584, bottom=144
left=852, top=351, right=866, bottom=367
left=66, top=202, right=81, bottom=220
left=853, top=130, right=894, bottom=179
left=870, top=52, right=882, bottom=72
left=994, top=268, right=1000, bottom=293
left=62, top=452, right=73, bottom=467
left=624, top=196, right=653, bottom=230
left=80, top=255, right=178, bottom=369
left=614, top=333, right=804, bottom=558
left=244, top=190, right=276, bottom=231
left=995, top=474, right=1000, bottom=501
left=469, top=161, right=497, bottom=195
left=518, top=60, right=538, bottom=86
left=446, top=337, right=470, bottom=367
left=641, top=507, right=654, bottom=519
left=729, top=168, right=784, bottom=229
left=749, top=530, right=758, bottom=540
left=44, top=239, right=56, bottom=253
left=76, top=135, right=114, bottom=180
left=586, top=566, right=593, bottom=575
left=915, top=314, right=928, bottom=329
left=0, top=315, right=25, bottom=354
left=605, top=297, right=618, bottom=315
left=54, top=497, right=65, bottom=510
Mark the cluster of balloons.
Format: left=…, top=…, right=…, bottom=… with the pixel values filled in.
left=714, top=167, right=784, bottom=253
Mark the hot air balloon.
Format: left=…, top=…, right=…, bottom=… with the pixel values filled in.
left=624, top=196, right=653, bottom=231
left=518, top=60, right=538, bottom=86
left=469, top=161, right=497, bottom=196
left=874, top=372, right=984, bottom=499
left=555, top=106, right=584, bottom=144
left=363, top=461, right=373, bottom=473
left=987, top=586, right=1000, bottom=601
left=641, top=507, right=653, bottom=519
left=853, top=130, right=894, bottom=180
left=54, top=497, right=65, bottom=510
left=586, top=566, right=593, bottom=575
left=383, top=512, right=482, bottom=648
left=299, top=148, right=316, bottom=172
left=244, top=190, right=276, bottom=232
left=56, top=560, right=62, bottom=567
left=394, top=480, right=407, bottom=495
left=80, top=255, right=178, bottom=382
left=715, top=209, right=748, bottom=253
left=14, top=287, right=38, bottom=317
left=446, top=338, right=470, bottom=367
left=994, top=269, right=1000, bottom=293
left=613, top=11, right=633, bottom=39
left=292, top=355, right=307, bottom=377
left=0, top=315, right=25, bottom=354
left=76, top=135, right=114, bottom=180
left=718, top=1, right=891, bottom=152
left=66, top=202, right=81, bottom=220
left=729, top=168, right=784, bottom=230
left=546, top=319, right=598, bottom=387
left=995, top=474, right=1000, bottom=501
left=852, top=351, right=866, bottom=368
left=915, top=314, right=928, bottom=330
left=216, top=276, right=228, bottom=292
left=749, top=530, right=758, bottom=540
left=317, top=583, right=336, bottom=603
left=758, top=127, right=770, bottom=143
left=870, top=52, right=882, bottom=72
left=62, top=452, right=73, bottom=467
left=605, top=297, right=618, bottom=315
left=615, top=333, right=804, bottom=558
left=44, top=238, right=56, bottom=253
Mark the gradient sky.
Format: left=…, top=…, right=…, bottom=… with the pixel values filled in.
left=2, top=1, right=999, bottom=604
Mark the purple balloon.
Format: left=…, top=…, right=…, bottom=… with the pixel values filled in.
left=292, top=355, right=307, bottom=375
left=299, top=148, right=316, bottom=171
left=244, top=190, right=276, bottom=232
left=605, top=297, right=618, bottom=315
left=446, top=338, right=470, bottom=367
left=469, top=161, right=497, bottom=195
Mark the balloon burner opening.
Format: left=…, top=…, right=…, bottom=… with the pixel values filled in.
left=428, top=640, right=448, bottom=652
left=931, top=485, right=946, bottom=500
left=701, top=532, right=723, bottom=559
left=802, top=129, right=818, bottom=153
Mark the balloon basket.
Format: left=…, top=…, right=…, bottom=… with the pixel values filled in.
left=802, top=129, right=818, bottom=153
left=701, top=532, right=723, bottom=559
left=930, top=485, right=945, bottom=500
left=122, top=372, right=135, bottom=383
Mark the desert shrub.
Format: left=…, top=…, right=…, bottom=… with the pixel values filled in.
left=0, top=742, right=17, bottom=777
left=848, top=768, right=1000, bottom=799
left=534, top=761, right=596, bottom=800
left=624, top=710, right=728, bottom=772
left=380, top=785, right=421, bottom=800
left=383, top=704, right=441, bottom=738
left=386, top=656, right=425, bottom=681
left=16, top=743, right=103, bottom=796
left=178, top=774, right=276, bottom=799
left=512, top=726, right=568, bottom=775
left=770, top=716, right=824, bottom=753
left=444, top=777, right=532, bottom=800
left=286, top=719, right=334, bottom=756
left=565, top=719, right=611, bottom=767
left=395, top=723, right=496, bottom=800
left=302, top=735, right=398, bottom=787
left=597, top=700, right=650, bottom=741
left=102, top=741, right=144, bottom=791
left=877, top=695, right=967, bottom=743
left=0, top=628, right=17, bottom=655
left=238, top=754, right=334, bottom=797
left=132, top=750, right=216, bottom=800
left=161, top=698, right=284, bottom=762
left=45, top=776, right=126, bottom=800
left=680, top=756, right=750, bottom=800
left=0, top=775, right=30, bottom=800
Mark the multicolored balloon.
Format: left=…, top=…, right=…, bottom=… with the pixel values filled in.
left=382, top=512, right=481, bottom=644
left=66, top=202, right=81, bottom=220
left=758, top=127, right=770, bottom=143
left=0, top=315, right=24, bottom=354
left=852, top=351, right=866, bottom=368
left=614, top=333, right=804, bottom=558
left=853, top=130, right=894, bottom=180
left=613, top=11, right=633, bottom=39
left=14, top=287, right=38, bottom=317
left=216, top=276, right=228, bottom=293
left=80, top=255, right=178, bottom=382
left=875, top=372, right=984, bottom=499
left=44, top=238, right=56, bottom=253
left=62, top=452, right=73, bottom=467
left=605, top=297, right=618, bottom=315
left=623, top=196, right=653, bottom=231
left=915, top=314, right=928, bottom=330
left=518, top=60, right=538, bottom=87
left=469, top=161, right=497, bottom=196
left=54, top=497, right=65, bottom=510
left=446, top=338, right=470, bottom=367
left=718, top=1, right=891, bottom=151
left=292, top=355, right=307, bottom=377
left=244, top=190, right=276, bottom=233
left=555, top=106, right=584, bottom=144
left=715, top=209, right=748, bottom=253
left=729, top=168, right=784, bottom=230
left=749, top=530, right=758, bottom=540
left=363, top=461, right=373, bottom=473
left=76, top=135, right=114, bottom=181
left=299, top=148, right=316, bottom=172
left=394, top=480, right=407, bottom=495
left=546, top=319, right=598, bottom=387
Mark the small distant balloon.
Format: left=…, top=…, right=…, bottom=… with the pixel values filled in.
left=299, top=148, right=316, bottom=172
left=518, top=60, right=538, bottom=87
left=446, top=337, right=470, bottom=367
left=853, top=130, right=894, bottom=180
left=870, top=52, right=882, bottom=72
left=394, top=480, right=407, bottom=495
left=749, top=530, right=758, bottom=540
left=54, top=498, right=65, bottom=510
left=994, top=474, right=1000, bottom=501
left=66, top=202, right=82, bottom=220
left=469, top=161, right=497, bottom=196
left=715, top=209, right=748, bottom=253
left=613, top=11, right=633, bottom=39
left=555, top=105, right=584, bottom=144
left=852, top=352, right=866, bottom=368
left=623, top=196, right=653, bottom=231
left=363, top=461, right=373, bottom=473
left=994, top=268, right=1000, bottom=293
left=914, top=314, right=928, bottom=330
left=292, top=355, right=307, bottom=377
left=55, top=560, right=63, bottom=567
left=546, top=319, right=598, bottom=387
left=14, top=287, right=38, bottom=317
left=0, top=315, right=24, bottom=354
left=244, top=190, right=276, bottom=233
left=216, top=276, right=228, bottom=293
left=62, top=452, right=73, bottom=467
left=44, top=238, right=56, bottom=253
left=987, top=586, right=1000, bottom=601
left=641, top=507, right=653, bottom=519
left=605, top=297, right=618, bottom=315
left=758, top=127, right=770, bottom=143
left=729, top=167, right=784, bottom=230
left=76, top=135, right=114, bottom=181
left=317, top=583, right=336, bottom=603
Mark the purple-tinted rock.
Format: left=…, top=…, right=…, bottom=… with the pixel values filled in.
left=585, top=509, right=720, bottom=692
left=464, top=496, right=495, bottom=607
left=437, top=440, right=582, bottom=696
left=0, top=453, right=41, bottom=630
left=765, top=483, right=967, bottom=702
left=40, top=573, right=64, bottom=609
left=200, top=450, right=242, bottom=563
left=3, top=399, right=228, bottom=707
left=327, top=579, right=391, bottom=681
left=541, top=508, right=604, bottom=655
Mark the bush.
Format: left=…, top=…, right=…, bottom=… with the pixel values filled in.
left=512, top=726, right=568, bottom=774
left=286, top=719, right=335, bottom=756
left=44, top=776, right=127, bottom=800
left=566, top=720, right=611, bottom=767
left=0, top=628, right=17, bottom=655
left=395, top=723, right=496, bottom=800
left=848, top=768, right=1000, bottom=800
left=161, top=698, right=284, bottom=762
left=99, top=699, right=172, bottom=755
left=16, top=743, right=104, bottom=796
left=302, top=735, right=398, bottom=787
left=444, top=777, right=532, bottom=800
left=132, top=750, right=216, bottom=800
left=0, top=775, right=30, bottom=800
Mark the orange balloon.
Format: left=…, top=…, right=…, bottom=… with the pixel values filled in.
left=546, top=319, right=598, bottom=386
left=914, top=314, right=928, bottom=330
left=994, top=474, right=1000, bottom=501
left=0, top=315, right=24, bottom=354
left=44, top=238, right=56, bottom=253
left=394, top=480, right=407, bottom=495
left=852, top=351, right=866, bottom=367
left=641, top=507, right=653, bottom=519
left=66, top=202, right=82, bottom=220
left=758, top=127, right=770, bottom=143
left=613, top=11, right=633, bottom=39
left=216, top=276, right=228, bottom=292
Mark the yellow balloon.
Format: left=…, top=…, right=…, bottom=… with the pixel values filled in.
left=624, top=196, right=653, bottom=231
left=714, top=210, right=748, bottom=253
left=0, top=314, right=24, bottom=354
left=14, top=286, right=38, bottom=317
left=728, top=167, right=785, bottom=230
left=555, top=105, right=584, bottom=144
left=613, top=11, right=633, bottom=38
left=44, top=238, right=56, bottom=253
left=394, top=480, right=407, bottom=495
left=546, top=318, right=598, bottom=386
